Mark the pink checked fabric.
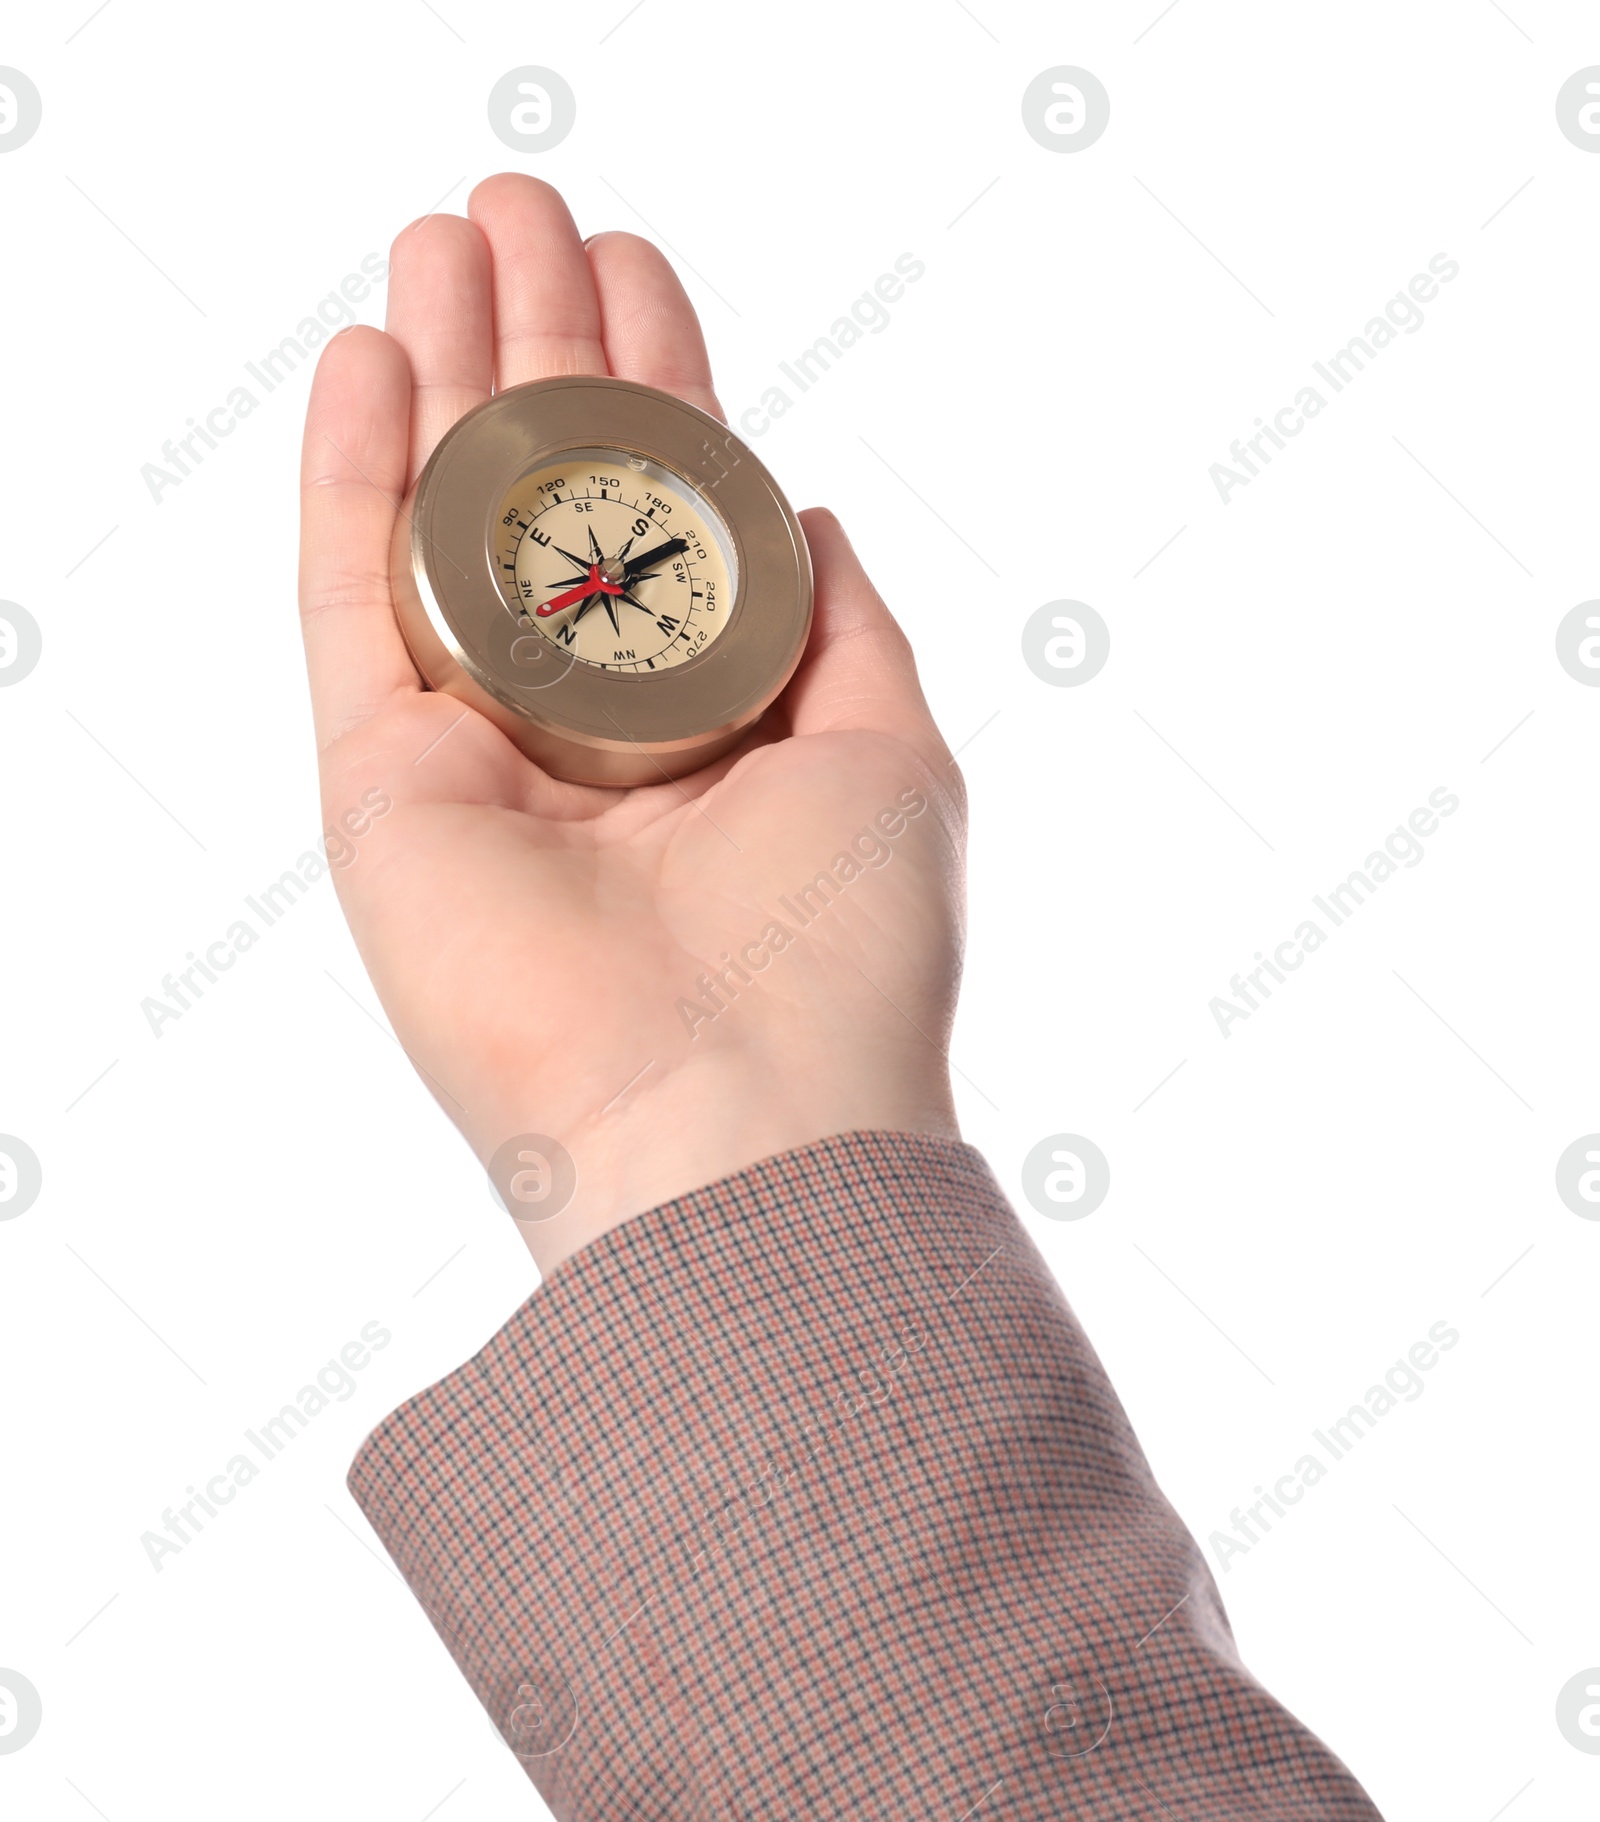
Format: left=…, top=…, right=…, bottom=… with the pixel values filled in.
left=349, top=1131, right=1381, bottom=1819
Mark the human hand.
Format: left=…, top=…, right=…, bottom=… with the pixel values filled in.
left=298, top=176, right=965, bottom=1274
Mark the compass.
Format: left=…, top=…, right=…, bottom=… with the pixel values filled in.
left=390, top=376, right=812, bottom=785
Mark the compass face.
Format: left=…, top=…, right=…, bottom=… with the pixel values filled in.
left=494, top=449, right=738, bottom=673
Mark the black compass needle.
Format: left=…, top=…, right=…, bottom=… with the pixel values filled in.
left=623, top=537, right=689, bottom=577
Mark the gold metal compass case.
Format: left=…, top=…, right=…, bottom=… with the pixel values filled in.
left=389, top=375, right=814, bottom=786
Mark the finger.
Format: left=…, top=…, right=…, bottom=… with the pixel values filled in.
left=467, top=174, right=608, bottom=389
left=585, top=231, right=723, bottom=419
left=781, top=508, right=949, bottom=764
left=385, top=211, right=494, bottom=487
left=298, top=327, right=420, bottom=750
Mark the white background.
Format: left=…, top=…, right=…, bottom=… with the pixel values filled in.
left=2, top=3, right=1596, bottom=1818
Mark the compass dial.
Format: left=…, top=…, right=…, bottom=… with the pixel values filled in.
left=494, top=449, right=738, bottom=673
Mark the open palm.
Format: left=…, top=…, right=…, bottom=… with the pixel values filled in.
left=298, top=177, right=965, bottom=1271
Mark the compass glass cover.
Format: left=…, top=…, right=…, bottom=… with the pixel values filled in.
left=493, top=449, right=739, bottom=674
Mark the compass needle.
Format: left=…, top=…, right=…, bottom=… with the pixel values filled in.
left=624, top=537, right=689, bottom=577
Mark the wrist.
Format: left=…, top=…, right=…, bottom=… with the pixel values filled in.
left=489, top=1060, right=958, bottom=1276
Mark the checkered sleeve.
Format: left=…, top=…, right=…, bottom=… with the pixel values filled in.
left=347, top=1130, right=1382, bottom=1820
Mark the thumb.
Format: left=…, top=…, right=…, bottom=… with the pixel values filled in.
left=781, top=507, right=949, bottom=764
